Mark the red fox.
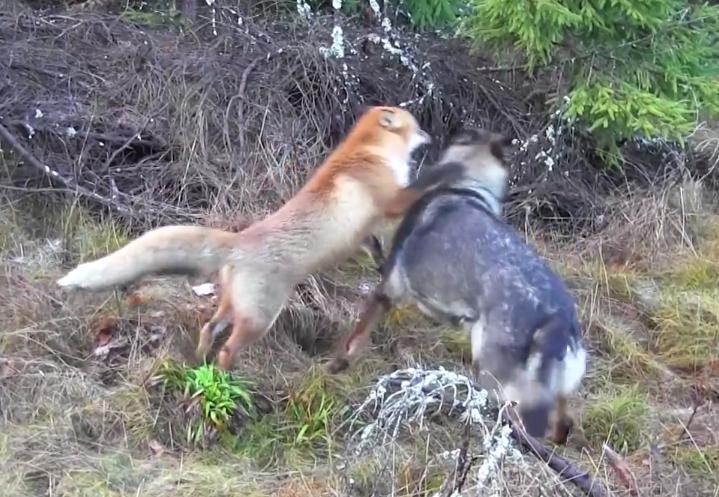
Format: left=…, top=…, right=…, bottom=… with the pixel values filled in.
left=58, top=106, right=459, bottom=369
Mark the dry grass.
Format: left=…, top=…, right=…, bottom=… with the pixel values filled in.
left=2, top=174, right=719, bottom=497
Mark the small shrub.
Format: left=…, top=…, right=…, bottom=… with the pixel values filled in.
left=303, top=0, right=463, bottom=30
left=400, top=0, right=464, bottom=30
left=582, top=385, right=649, bottom=453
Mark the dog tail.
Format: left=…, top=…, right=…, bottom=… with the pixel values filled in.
left=57, top=225, right=240, bottom=291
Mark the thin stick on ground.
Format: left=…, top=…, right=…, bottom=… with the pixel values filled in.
left=505, top=406, right=609, bottom=497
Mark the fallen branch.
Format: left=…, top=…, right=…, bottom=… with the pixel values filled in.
left=506, top=408, right=608, bottom=497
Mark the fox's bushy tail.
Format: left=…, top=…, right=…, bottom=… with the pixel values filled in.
left=57, top=225, right=239, bottom=291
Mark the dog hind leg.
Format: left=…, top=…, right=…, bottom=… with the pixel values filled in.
left=550, top=395, right=574, bottom=445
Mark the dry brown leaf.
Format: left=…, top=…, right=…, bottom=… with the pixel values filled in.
left=127, top=291, right=147, bottom=307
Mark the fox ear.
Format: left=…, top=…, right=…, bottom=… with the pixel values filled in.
left=379, top=108, right=401, bottom=130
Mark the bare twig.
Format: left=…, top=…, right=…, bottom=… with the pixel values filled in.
left=505, top=406, right=609, bottom=497
left=0, top=122, right=135, bottom=216
left=444, top=422, right=474, bottom=497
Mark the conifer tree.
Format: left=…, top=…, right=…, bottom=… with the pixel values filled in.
left=465, top=0, right=719, bottom=162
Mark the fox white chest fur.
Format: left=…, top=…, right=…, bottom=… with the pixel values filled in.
left=303, top=177, right=380, bottom=272
left=387, top=156, right=412, bottom=187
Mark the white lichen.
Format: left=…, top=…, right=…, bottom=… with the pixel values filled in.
left=319, top=25, right=345, bottom=59
left=347, top=367, right=524, bottom=494
left=296, top=0, right=312, bottom=19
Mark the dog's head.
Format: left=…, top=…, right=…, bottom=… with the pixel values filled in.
left=439, top=127, right=512, bottom=200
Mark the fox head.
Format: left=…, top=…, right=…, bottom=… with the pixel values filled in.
left=343, top=106, right=431, bottom=187
left=353, top=105, right=431, bottom=153
left=438, top=127, right=513, bottom=201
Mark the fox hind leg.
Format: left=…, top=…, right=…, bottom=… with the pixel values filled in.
left=196, top=266, right=234, bottom=361
left=216, top=312, right=275, bottom=370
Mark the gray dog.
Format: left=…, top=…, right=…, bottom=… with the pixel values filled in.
left=327, top=128, right=587, bottom=443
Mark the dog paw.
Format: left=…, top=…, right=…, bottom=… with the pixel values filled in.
left=551, top=416, right=574, bottom=445
left=325, top=357, right=350, bottom=374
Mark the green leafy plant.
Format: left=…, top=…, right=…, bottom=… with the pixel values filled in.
left=159, top=361, right=255, bottom=445
left=464, top=0, right=719, bottom=162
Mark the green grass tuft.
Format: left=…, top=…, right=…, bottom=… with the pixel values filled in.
left=157, top=360, right=255, bottom=446
left=657, top=256, right=719, bottom=290
left=439, top=328, right=472, bottom=364
left=582, top=385, right=650, bottom=453
left=228, top=365, right=350, bottom=466
left=648, top=289, right=719, bottom=371
left=590, top=318, right=664, bottom=382
left=282, top=365, right=348, bottom=451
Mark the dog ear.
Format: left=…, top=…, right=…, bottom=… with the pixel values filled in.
left=488, top=132, right=512, bottom=161
left=491, top=132, right=513, bottom=147
left=378, top=108, right=401, bottom=130
left=449, top=126, right=482, bottom=145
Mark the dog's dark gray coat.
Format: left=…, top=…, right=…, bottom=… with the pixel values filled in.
left=380, top=184, right=583, bottom=434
